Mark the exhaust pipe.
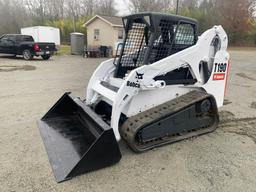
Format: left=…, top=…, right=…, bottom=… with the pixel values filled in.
left=38, top=93, right=121, bottom=182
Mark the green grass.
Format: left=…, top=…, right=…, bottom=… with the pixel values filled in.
left=56, top=45, right=71, bottom=55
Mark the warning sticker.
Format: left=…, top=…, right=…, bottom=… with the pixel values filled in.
left=213, top=63, right=227, bottom=81
left=213, top=73, right=225, bottom=81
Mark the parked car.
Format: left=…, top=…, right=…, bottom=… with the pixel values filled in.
left=0, top=34, right=57, bottom=60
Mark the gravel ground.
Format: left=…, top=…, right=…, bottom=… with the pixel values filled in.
left=0, top=51, right=256, bottom=192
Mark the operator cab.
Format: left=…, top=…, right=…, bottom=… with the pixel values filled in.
left=115, top=12, right=198, bottom=84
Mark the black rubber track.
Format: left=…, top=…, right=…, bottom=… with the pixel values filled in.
left=120, top=90, right=219, bottom=152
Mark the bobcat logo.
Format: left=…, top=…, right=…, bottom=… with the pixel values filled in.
left=127, top=81, right=140, bottom=88
left=126, top=72, right=143, bottom=88
left=136, top=72, right=144, bottom=79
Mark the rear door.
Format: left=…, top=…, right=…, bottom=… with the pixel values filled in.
left=0, top=35, right=9, bottom=53
left=5, top=35, right=16, bottom=54
left=0, top=35, right=3, bottom=52
left=0, top=35, right=16, bottom=54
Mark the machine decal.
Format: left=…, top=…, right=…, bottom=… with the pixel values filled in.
left=213, top=73, right=225, bottom=80
left=127, top=81, right=140, bottom=88
left=136, top=72, right=144, bottom=79
left=213, top=63, right=227, bottom=81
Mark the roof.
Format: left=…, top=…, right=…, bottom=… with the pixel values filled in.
left=21, top=26, right=59, bottom=30
left=84, top=15, right=123, bottom=27
left=123, top=12, right=198, bottom=26
left=70, top=32, right=84, bottom=35
left=2, top=34, right=31, bottom=36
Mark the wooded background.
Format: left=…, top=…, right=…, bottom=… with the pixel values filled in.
left=0, top=0, right=255, bottom=45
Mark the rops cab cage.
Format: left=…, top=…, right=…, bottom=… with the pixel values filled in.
left=115, top=13, right=198, bottom=83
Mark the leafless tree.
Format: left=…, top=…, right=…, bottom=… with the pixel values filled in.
left=180, top=0, right=199, bottom=9
left=126, top=0, right=174, bottom=13
left=0, top=0, right=255, bottom=45
left=95, top=0, right=117, bottom=16
left=80, top=0, right=95, bottom=16
left=0, top=0, right=32, bottom=34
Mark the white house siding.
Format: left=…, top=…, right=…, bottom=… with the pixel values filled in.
left=87, top=18, right=124, bottom=51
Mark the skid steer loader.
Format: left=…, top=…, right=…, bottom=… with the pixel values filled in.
left=38, top=12, right=230, bottom=182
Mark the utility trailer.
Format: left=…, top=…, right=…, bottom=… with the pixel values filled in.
left=21, top=26, right=60, bottom=46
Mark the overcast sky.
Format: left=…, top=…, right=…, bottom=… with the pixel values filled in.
left=114, top=0, right=131, bottom=16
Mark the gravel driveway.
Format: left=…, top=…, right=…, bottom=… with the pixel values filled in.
left=0, top=51, right=256, bottom=192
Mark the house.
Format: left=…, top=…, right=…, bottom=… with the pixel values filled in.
left=84, top=15, right=124, bottom=55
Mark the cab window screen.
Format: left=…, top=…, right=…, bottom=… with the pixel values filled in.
left=120, top=22, right=149, bottom=67
left=174, top=24, right=195, bottom=45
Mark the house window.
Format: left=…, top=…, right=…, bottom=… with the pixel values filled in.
left=94, top=29, right=100, bottom=40
left=118, top=29, right=123, bottom=39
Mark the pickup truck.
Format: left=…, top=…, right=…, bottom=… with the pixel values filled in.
left=0, top=34, right=56, bottom=60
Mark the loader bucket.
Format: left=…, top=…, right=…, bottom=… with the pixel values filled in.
left=37, top=93, right=122, bottom=182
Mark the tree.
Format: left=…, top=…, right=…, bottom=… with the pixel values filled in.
left=95, top=0, right=117, bottom=16
left=0, top=0, right=32, bottom=34
left=180, top=0, right=199, bottom=9
left=0, top=0, right=255, bottom=45
left=127, top=0, right=173, bottom=13
left=213, top=0, right=253, bottom=44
